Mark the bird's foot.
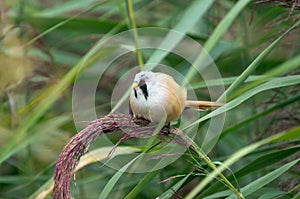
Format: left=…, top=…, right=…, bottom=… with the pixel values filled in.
left=162, top=123, right=171, bottom=135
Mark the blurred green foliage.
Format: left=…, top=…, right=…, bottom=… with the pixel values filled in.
left=0, top=0, right=299, bottom=198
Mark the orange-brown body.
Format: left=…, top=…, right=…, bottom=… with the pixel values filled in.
left=129, top=71, right=222, bottom=124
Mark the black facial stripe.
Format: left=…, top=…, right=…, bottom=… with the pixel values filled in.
left=138, top=79, right=148, bottom=100
left=140, top=84, right=148, bottom=100
left=134, top=89, right=138, bottom=98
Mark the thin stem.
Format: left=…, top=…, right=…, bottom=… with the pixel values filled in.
left=187, top=138, right=244, bottom=199
left=125, top=0, right=144, bottom=70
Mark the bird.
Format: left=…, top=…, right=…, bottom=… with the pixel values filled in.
left=129, top=71, right=223, bottom=125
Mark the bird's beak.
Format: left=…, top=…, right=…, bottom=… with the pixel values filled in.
left=132, top=83, right=139, bottom=89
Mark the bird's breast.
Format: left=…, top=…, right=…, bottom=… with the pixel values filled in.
left=130, top=83, right=186, bottom=123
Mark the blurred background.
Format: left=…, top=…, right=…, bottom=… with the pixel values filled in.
left=0, top=0, right=299, bottom=198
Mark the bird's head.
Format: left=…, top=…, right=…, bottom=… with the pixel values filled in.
left=132, top=71, right=155, bottom=100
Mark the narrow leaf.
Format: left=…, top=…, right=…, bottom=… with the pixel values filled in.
left=124, top=170, right=161, bottom=199
left=186, top=126, right=300, bottom=199
left=226, top=158, right=300, bottom=198
left=184, top=75, right=300, bottom=130
left=98, top=155, right=140, bottom=199
left=184, top=0, right=252, bottom=83
left=200, top=145, right=300, bottom=197
left=146, top=0, right=214, bottom=68
left=158, top=174, right=190, bottom=199
left=218, top=20, right=300, bottom=101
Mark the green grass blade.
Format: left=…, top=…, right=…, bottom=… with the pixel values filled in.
left=184, top=0, right=251, bottom=83
left=235, top=145, right=300, bottom=180
left=231, top=54, right=300, bottom=100
left=227, top=158, right=300, bottom=198
left=22, top=1, right=109, bottom=47
left=185, top=126, right=300, bottom=199
left=35, top=0, right=105, bottom=17
left=186, top=143, right=263, bottom=199
left=98, top=142, right=161, bottom=199
left=258, top=190, right=285, bottom=199
left=186, top=139, right=243, bottom=199
left=292, top=191, right=300, bottom=199
left=125, top=0, right=144, bottom=69
left=191, top=75, right=266, bottom=89
left=184, top=74, right=300, bottom=130
left=158, top=174, right=190, bottom=199
left=204, top=1, right=250, bottom=53
left=199, top=145, right=300, bottom=197
left=221, top=93, right=300, bottom=138
left=98, top=155, right=140, bottom=199
left=218, top=20, right=300, bottom=102
left=269, top=126, right=300, bottom=143
left=124, top=170, right=160, bottom=199
left=18, top=16, right=128, bottom=35
left=146, top=0, right=214, bottom=68
left=203, top=190, right=232, bottom=199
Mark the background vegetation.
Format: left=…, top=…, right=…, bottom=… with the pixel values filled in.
left=0, top=0, right=299, bottom=198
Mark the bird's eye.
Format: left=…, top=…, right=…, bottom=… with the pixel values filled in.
left=138, top=79, right=146, bottom=88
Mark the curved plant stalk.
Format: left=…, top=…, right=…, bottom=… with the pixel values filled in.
left=125, top=0, right=144, bottom=70
left=52, top=113, right=194, bottom=198
left=187, top=137, right=244, bottom=199
left=29, top=146, right=140, bottom=199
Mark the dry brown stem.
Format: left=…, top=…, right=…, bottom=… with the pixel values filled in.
left=53, top=113, right=191, bottom=199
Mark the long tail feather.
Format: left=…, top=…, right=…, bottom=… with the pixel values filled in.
left=185, top=100, right=224, bottom=110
